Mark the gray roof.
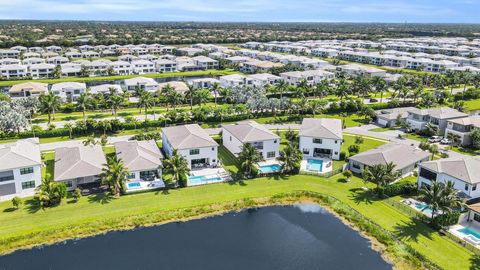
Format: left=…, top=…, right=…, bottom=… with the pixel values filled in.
left=408, top=107, right=467, bottom=119
left=299, top=118, right=343, bottom=140
left=419, top=158, right=480, bottom=184
left=0, top=138, right=41, bottom=171
left=162, top=124, right=218, bottom=150
left=54, top=145, right=106, bottom=181
left=376, top=107, right=416, bottom=120
left=115, top=140, right=163, bottom=172
left=223, top=121, right=279, bottom=143
left=349, top=143, right=430, bottom=170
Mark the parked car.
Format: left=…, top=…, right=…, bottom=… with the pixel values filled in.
left=428, top=136, right=442, bottom=143
left=440, top=138, right=452, bottom=145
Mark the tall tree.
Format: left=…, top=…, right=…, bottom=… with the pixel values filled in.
left=76, top=93, right=92, bottom=125
left=419, top=181, right=464, bottom=222
left=39, top=92, right=61, bottom=125
left=163, top=150, right=190, bottom=187
left=101, top=155, right=129, bottom=196
left=238, top=143, right=264, bottom=176
left=278, top=142, right=302, bottom=173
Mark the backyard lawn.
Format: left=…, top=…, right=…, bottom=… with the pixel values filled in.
left=0, top=174, right=475, bottom=270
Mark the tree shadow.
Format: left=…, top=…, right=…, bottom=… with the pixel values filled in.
left=470, top=255, right=480, bottom=270
left=267, top=174, right=289, bottom=181
left=24, top=198, right=41, bottom=214
left=87, top=192, right=116, bottom=204
left=337, top=178, right=349, bottom=183
left=392, top=218, right=434, bottom=242
left=3, top=207, right=16, bottom=213
left=349, top=187, right=376, bottom=205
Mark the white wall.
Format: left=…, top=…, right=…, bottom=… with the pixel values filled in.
left=222, top=129, right=280, bottom=160
left=299, top=136, right=342, bottom=160
left=177, top=146, right=218, bottom=169
left=0, top=165, right=42, bottom=201
left=418, top=170, right=480, bottom=199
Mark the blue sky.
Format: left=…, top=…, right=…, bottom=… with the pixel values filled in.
left=0, top=0, right=479, bottom=23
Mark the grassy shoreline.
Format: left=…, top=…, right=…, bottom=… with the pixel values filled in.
left=0, top=191, right=429, bottom=270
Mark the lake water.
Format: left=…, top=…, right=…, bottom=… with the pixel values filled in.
left=0, top=204, right=392, bottom=270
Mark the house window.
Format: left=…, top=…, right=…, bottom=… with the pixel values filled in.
left=20, top=167, right=34, bottom=175
left=274, top=140, right=277, bottom=144
left=128, top=173, right=135, bottom=179
left=21, top=181, right=35, bottom=189
left=473, top=184, right=477, bottom=191
left=267, top=151, right=276, bottom=158
left=211, top=147, right=214, bottom=151
left=419, top=168, right=437, bottom=181
left=352, top=162, right=361, bottom=169
left=303, top=148, right=310, bottom=155
left=474, top=213, right=480, bottom=223
left=190, top=149, right=200, bottom=155
left=229, top=136, right=232, bottom=141
left=313, top=138, right=322, bottom=144
left=465, top=183, right=469, bottom=191
left=65, top=181, right=73, bottom=188
left=335, top=140, right=338, bottom=144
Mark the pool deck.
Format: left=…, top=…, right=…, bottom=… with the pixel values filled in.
left=125, top=179, right=165, bottom=193
left=188, top=167, right=231, bottom=186
left=300, top=157, right=332, bottom=174
left=401, top=198, right=442, bottom=217
left=449, top=219, right=480, bottom=248
left=257, top=160, right=283, bottom=173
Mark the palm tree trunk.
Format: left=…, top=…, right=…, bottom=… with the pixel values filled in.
left=380, top=91, right=383, bottom=104
left=83, top=109, right=86, bottom=125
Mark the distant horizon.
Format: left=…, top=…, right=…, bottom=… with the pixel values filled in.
left=0, top=0, right=479, bottom=23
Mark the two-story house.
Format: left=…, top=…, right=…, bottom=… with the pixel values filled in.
left=222, top=121, right=280, bottom=160
left=123, top=77, right=159, bottom=92
left=406, top=107, right=467, bottom=135
left=299, top=118, right=343, bottom=160
left=417, top=158, right=480, bottom=200
left=115, top=140, right=163, bottom=182
left=0, top=138, right=42, bottom=201
left=192, top=56, right=219, bottom=70
left=162, top=124, right=218, bottom=169
left=50, top=82, right=87, bottom=101
left=444, top=116, right=480, bottom=146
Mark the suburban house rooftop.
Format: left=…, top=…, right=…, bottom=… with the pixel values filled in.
left=162, top=124, right=218, bottom=150
left=0, top=138, right=41, bottom=171
left=54, top=145, right=107, bottom=182
left=419, top=158, right=480, bottom=184
left=115, top=140, right=163, bottom=172
left=408, top=107, right=467, bottom=119
left=222, top=120, right=279, bottom=143
left=9, top=82, right=48, bottom=95
left=299, top=118, right=343, bottom=140
left=376, top=106, right=416, bottom=120
left=349, top=143, right=430, bottom=169
left=447, top=116, right=480, bottom=127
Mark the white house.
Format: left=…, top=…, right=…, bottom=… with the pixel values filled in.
left=190, top=78, right=220, bottom=89
left=154, top=59, right=177, bottom=73
left=131, top=60, right=155, bottom=74
left=28, top=63, right=55, bottom=79
left=0, top=138, right=42, bottom=201
left=280, top=69, right=335, bottom=85
left=115, top=140, right=163, bottom=182
left=247, top=73, right=281, bottom=88
left=89, top=84, right=123, bottom=95
left=192, top=56, right=219, bottom=70
left=349, top=143, right=430, bottom=176
left=299, top=118, right=343, bottom=160
left=375, top=107, right=416, bottom=127
left=444, top=116, right=480, bottom=146
left=50, top=82, right=87, bottom=101
left=222, top=121, right=280, bottom=160
left=0, top=64, right=27, bottom=79
left=417, top=158, right=480, bottom=199
left=219, top=74, right=254, bottom=88
left=111, top=60, right=132, bottom=75
left=406, top=107, right=468, bottom=135
left=54, top=145, right=107, bottom=191
left=9, top=82, right=48, bottom=98
left=124, top=77, right=159, bottom=92
left=162, top=124, right=218, bottom=169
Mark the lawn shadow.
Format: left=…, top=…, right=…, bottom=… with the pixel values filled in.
left=24, top=198, right=41, bottom=214
left=87, top=192, right=116, bottom=204
left=392, top=218, right=434, bottom=242
left=3, top=207, right=16, bottom=213
left=470, top=255, right=480, bottom=270
left=337, top=178, right=349, bottom=183
left=349, top=187, right=376, bottom=205
left=267, top=174, right=289, bottom=181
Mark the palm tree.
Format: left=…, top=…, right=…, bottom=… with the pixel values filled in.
left=138, top=91, right=154, bottom=121
left=35, top=178, right=67, bottom=207
left=168, top=91, right=184, bottom=111
left=308, top=99, right=327, bottom=117
left=184, top=81, right=197, bottom=110
left=428, top=144, right=439, bottom=159
left=446, top=132, right=461, bottom=149
left=275, top=80, right=288, bottom=99
left=362, top=162, right=400, bottom=194
left=106, top=88, right=124, bottom=119
left=163, top=150, right=190, bottom=187
left=238, top=143, right=264, bottom=176
left=82, top=136, right=97, bottom=146
left=335, top=78, right=350, bottom=102
left=419, top=181, right=464, bottom=222
left=211, top=82, right=221, bottom=107
left=313, top=79, right=330, bottom=99
left=76, top=93, right=92, bottom=125
left=278, top=142, right=302, bottom=173
left=39, top=92, right=61, bottom=125
left=425, top=123, right=439, bottom=137
left=371, top=76, right=387, bottom=103
left=101, top=155, right=129, bottom=196
left=64, top=123, right=74, bottom=139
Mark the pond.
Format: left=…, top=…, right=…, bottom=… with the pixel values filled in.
left=0, top=204, right=392, bottom=270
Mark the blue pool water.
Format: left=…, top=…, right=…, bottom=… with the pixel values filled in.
left=306, top=159, right=323, bottom=172
left=258, top=164, right=282, bottom=173
left=127, top=182, right=141, bottom=189
left=414, top=203, right=433, bottom=215
left=189, top=175, right=223, bottom=186
left=458, top=227, right=480, bottom=239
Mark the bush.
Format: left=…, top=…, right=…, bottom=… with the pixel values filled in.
left=72, top=188, right=82, bottom=202
left=348, top=144, right=360, bottom=155
left=381, top=182, right=418, bottom=197
left=130, top=132, right=162, bottom=141
left=11, top=196, right=22, bottom=210
left=432, top=212, right=461, bottom=229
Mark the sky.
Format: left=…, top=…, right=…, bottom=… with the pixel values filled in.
left=0, top=0, right=479, bottom=23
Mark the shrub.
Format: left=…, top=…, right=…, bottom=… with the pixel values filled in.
left=432, top=212, right=461, bottom=230
left=348, top=144, right=360, bottom=155
left=381, top=182, right=418, bottom=197
left=130, top=132, right=162, bottom=141
left=11, top=196, right=22, bottom=210
left=72, top=188, right=82, bottom=202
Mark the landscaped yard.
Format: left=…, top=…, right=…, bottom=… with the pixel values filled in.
left=0, top=174, right=475, bottom=270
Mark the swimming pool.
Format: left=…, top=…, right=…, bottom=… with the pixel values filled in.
left=189, top=174, right=223, bottom=186
left=414, top=203, right=433, bottom=215
left=458, top=227, right=480, bottom=239
left=258, top=164, right=282, bottom=173
left=127, top=182, right=141, bottom=190
left=306, top=159, right=323, bottom=172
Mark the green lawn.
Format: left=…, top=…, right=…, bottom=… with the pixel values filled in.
left=0, top=69, right=238, bottom=87
left=0, top=174, right=475, bottom=270
left=404, top=133, right=428, bottom=142
left=449, top=145, right=480, bottom=156
left=463, top=99, right=480, bottom=112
